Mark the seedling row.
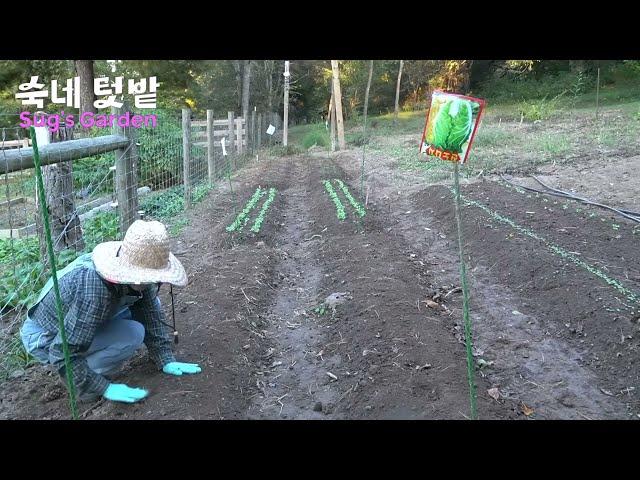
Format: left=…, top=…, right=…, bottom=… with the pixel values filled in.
left=322, top=179, right=366, bottom=221
left=226, top=186, right=278, bottom=234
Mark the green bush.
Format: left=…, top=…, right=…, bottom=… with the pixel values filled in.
left=517, top=92, right=565, bottom=121
left=0, top=238, right=78, bottom=310
left=480, top=72, right=592, bottom=103
left=82, top=211, right=119, bottom=251
left=301, top=127, right=330, bottom=149
left=136, top=110, right=183, bottom=190
left=139, top=185, right=185, bottom=220
left=268, top=144, right=304, bottom=156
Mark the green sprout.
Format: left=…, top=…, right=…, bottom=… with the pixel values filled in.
left=323, top=180, right=346, bottom=220
left=250, top=188, right=277, bottom=233
left=333, top=179, right=366, bottom=217
left=226, top=187, right=266, bottom=232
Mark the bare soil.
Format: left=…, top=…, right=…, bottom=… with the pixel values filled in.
left=1, top=147, right=639, bottom=420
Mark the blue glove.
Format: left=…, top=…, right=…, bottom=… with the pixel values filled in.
left=163, top=361, right=202, bottom=376
left=103, top=383, right=148, bottom=403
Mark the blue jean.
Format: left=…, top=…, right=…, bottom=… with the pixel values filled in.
left=20, top=308, right=145, bottom=376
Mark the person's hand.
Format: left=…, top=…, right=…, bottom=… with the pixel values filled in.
left=103, top=383, right=149, bottom=403
left=163, top=362, right=202, bottom=376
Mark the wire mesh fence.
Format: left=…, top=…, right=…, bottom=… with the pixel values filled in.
left=0, top=107, right=277, bottom=379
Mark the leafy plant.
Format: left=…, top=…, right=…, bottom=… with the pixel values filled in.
left=82, top=211, right=119, bottom=251
left=226, top=187, right=265, bottom=232
left=323, top=180, right=346, bottom=220
left=139, top=185, right=185, bottom=221
left=301, top=127, right=330, bottom=149
left=250, top=188, right=277, bottom=233
left=313, top=304, right=327, bottom=315
left=333, top=179, right=365, bottom=217
left=192, top=182, right=213, bottom=204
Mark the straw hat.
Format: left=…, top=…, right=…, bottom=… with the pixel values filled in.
left=92, top=220, right=187, bottom=286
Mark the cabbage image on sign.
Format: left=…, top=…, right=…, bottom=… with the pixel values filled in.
left=419, top=91, right=485, bottom=164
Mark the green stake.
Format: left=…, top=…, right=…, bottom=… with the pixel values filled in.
left=453, top=161, right=477, bottom=420
left=29, top=126, right=78, bottom=419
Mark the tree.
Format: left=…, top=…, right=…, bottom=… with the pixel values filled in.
left=363, top=60, right=374, bottom=122
left=241, top=60, right=252, bottom=119
left=35, top=125, right=84, bottom=269
left=74, top=60, right=96, bottom=114
left=330, top=61, right=346, bottom=150
left=394, top=60, right=404, bottom=124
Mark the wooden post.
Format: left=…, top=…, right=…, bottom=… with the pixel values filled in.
left=236, top=117, right=243, bottom=155
left=182, top=109, right=191, bottom=207
left=207, top=109, right=215, bottom=183
left=595, top=67, right=600, bottom=122
left=394, top=60, right=404, bottom=125
left=329, top=85, right=336, bottom=152
left=251, top=106, right=256, bottom=154
left=114, top=105, right=139, bottom=235
left=227, top=111, right=235, bottom=153
left=257, top=112, right=262, bottom=149
left=330, top=60, right=346, bottom=150
left=283, top=60, right=290, bottom=147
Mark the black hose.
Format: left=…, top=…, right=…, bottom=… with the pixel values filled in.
left=499, top=175, right=640, bottom=224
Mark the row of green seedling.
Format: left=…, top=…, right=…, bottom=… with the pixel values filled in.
left=322, top=179, right=366, bottom=221
left=226, top=186, right=278, bottom=233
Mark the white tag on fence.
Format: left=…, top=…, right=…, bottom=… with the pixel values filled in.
left=266, top=124, right=275, bottom=135
left=221, top=137, right=227, bottom=156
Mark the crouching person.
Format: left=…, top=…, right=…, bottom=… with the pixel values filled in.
left=20, top=220, right=201, bottom=404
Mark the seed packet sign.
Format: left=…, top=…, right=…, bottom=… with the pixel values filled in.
left=419, top=91, right=486, bottom=164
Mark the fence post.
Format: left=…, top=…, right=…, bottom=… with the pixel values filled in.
left=236, top=117, right=243, bottom=155
left=257, top=112, right=262, bottom=150
left=207, top=109, right=215, bottom=184
left=113, top=104, right=139, bottom=236
left=251, top=107, right=256, bottom=154
left=182, top=109, right=191, bottom=207
left=227, top=111, right=235, bottom=153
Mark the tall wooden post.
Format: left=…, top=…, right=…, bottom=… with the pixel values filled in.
left=283, top=60, right=290, bottom=147
left=251, top=106, right=256, bottom=154
left=257, top=112, right=262, bottom=149
left=394, top=60, right=404, bottom=125
left=207, top=109, right=215, bottom=184
left=182, top=109, right=192, bottom=207
left=114, top=105, right=139, bottom=235
left=236, top=118, right=243, bottom=155
left=329, top=86, right=336, bottom=152
left=330, top=60, right=346, bottom=150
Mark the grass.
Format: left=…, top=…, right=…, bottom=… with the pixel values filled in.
left=536, top=133, right=572, bottom=156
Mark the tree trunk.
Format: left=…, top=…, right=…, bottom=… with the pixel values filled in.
left=232, top=60, right=242, bottom=112
left=363, top=60, right=374, bottom=126
left=36, top=124, right=84, bottom=268
left=265, top=61, right=274, bottom=117
left=241, top=60, right=252, bottom=120
left=74, top=60, right=96, bottom=114
left=330, top=61, right=346, bottom=150
left=329, top=87, right=336, bottom=152
left=283, top=61, right=289, bottom=147
left=460, top=60, right=473, bottom=94
left=394, top=60, right=404, bottom=124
